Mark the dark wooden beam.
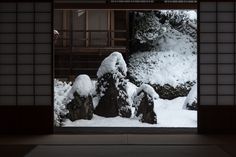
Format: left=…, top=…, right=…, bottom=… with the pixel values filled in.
left=55, top=3, right=197, bottom=10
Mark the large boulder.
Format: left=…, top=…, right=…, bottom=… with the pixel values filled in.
left=134, top=84, right=158, bottom=124
left=183, top=83, right=197, bottom=110
left=66, top=75, right=94, bottom=121
left=95, top=52, right=132, bottom=118
left=67, top=92, right=93, bottom=121
left=152, top=81, right=195, bottom=100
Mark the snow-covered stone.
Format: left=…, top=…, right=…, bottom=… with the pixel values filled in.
left=134, top=84, right=158, bottom=124
left=66, top=75, right=94, bottom=121
left=69, top=74, right=93, bottom=98
left=66, top=92, right=94, bottom=121
left=183, top=83, right=197, bottom=110
left=97, top=52, right=127, bottom=78
left=95, top=52, right=131, bottom=118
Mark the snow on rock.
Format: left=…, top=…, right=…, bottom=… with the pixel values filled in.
left=66, top=75, right=94, bottom=121
left=136, top=84, right=159, bottom=100
left=69, top=74, right=93, bottom=98
left=134, top=84, right=158, bottom=124
left=95, top=72, right=132, bottom=118
left=66, top=92, right=94, bottom=121
left=95, top=52, right=131, bottom=118
left=126, top=82, right=138, bottom=106
left=97, top=52, right=127, bottom=78
left=183, top=83, right=197, bottom=110
left=54, top=79, right=72, bottom=126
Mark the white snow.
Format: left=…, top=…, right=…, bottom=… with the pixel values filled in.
left=97, top=52, right=127, bottom=78
left=54, top=79, right=72, bottom=126
left=69, top=74, right=93, bottom=98
left=160, top=10, right=197, bottom=21
left=185, top=10, right=197, bottom=21
left=183, top=83, right=197, bottom=109
left=126, top=82, right=138, bottom=106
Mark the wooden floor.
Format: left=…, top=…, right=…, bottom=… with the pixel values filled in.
left=0, top=135, right=236, bottom=157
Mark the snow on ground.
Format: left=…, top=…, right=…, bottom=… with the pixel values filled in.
left=128, top=49, right=197, bottom=87
left=64, top=96, right=197, bottom=128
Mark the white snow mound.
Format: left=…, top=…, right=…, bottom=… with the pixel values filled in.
left=69, top=74, right=93, bottom=97
left=97, top=52, right=127, bottom=78
left=183, top=83, right=197, bottom=109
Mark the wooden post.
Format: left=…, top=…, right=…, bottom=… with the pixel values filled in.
left=85, top=10, right=89, bottom=47
left=107, top=10, right=111, bottom=47
left=125, top=10, right=129, bottom=60
left=111, top=10, right=115, bottom=47
left=62, top=10, right=67, bottom=47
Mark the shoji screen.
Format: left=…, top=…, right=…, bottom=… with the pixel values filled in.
left=0, top=1, right=53, bottom=133
left=199, top=1, right=236, bottom=133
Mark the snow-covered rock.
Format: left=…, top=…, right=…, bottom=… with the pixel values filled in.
left=95, top=52, right=131, bottom=118
left=134, top=84, right=158, bottom=124
left=69, top=74, right=93, bottom=98
left=66, top=74, right=94, bottom=121
left=183, top=83, right=197, bottom=110
left=66, top=92, right=94, bottom=121
left=97, top=52, right=127, bottom=78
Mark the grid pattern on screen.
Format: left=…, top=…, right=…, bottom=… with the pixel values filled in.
left=0, top=2, right=52, bottom=106
left=199, top=2, right=236, bottom=106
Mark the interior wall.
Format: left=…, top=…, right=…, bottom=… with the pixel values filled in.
left=198, top=1, right=236, bottom=133
left=0, top=1, right=53, bottom=134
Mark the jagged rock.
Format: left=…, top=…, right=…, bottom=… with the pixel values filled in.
left=152, top=82, right=195, bottom=100
left=127, top=77, right=195, bottom=100
left=66, top=74, right=94, bottom=121
left=95, top=52, right=132, bottom=118
left=66, top=92, right=94, bottom=121
left=134, top=84, right=158, bottom=124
